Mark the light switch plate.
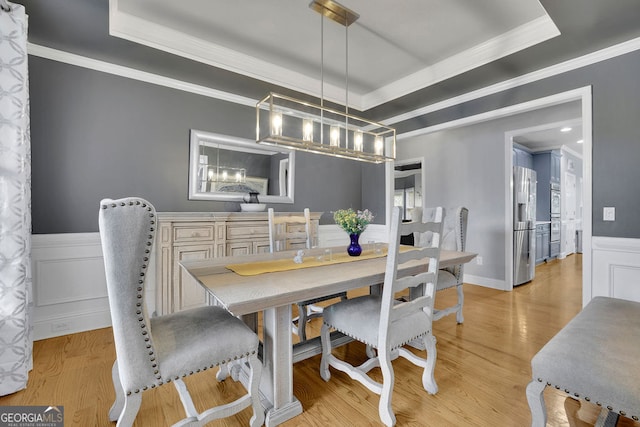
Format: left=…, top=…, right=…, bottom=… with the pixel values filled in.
left=603, top=207, right=615, bottom=221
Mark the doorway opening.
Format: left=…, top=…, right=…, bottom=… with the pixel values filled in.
left=508, top=107, right=585, bottom=290
left=387, top=86, right=592, bottom=296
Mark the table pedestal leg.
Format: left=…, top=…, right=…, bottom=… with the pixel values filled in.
left=261, top=305, right=303, bottom=426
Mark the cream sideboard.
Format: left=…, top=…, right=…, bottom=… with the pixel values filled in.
left=156, top=211, right=320, bottom=315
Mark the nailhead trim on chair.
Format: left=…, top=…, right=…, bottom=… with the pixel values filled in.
left=104, top=199, right=260, bottom=395
left=324, top=322, right=431, bottom=350
left=535, top=377, right=638, bottom=421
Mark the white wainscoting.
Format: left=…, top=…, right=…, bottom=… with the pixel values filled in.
left=31, top=227, right=385, bottom=340
left=32, top=233, right=109, bottom=340
left=33, top=232, right=637, bottom=340
left=590, top=236, right=640, bottom=303
left=31, top=233, right=158, bottom=340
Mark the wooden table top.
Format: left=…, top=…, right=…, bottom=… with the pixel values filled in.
left=181, top=247, right=476, bottom=316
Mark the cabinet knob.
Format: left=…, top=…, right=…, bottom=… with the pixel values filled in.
left=192, top=232, right=200, bottom=237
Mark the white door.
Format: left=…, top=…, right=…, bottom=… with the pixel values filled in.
left=563, top=172, right=577, bottom=255
left=564, top=172, right=577, bottom=220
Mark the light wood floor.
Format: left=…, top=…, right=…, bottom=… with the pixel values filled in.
left=2, top=254, right=638, bottom=426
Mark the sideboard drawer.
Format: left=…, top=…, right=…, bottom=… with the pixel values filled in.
left=227, top=222, right=269, bottom=240
left=157, top=212, right=320, bottom=315
left=173, top=225, right=214, bottom=242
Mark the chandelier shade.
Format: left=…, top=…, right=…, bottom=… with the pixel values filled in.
left=257, top=93, right=395, bottom=163
left=255, top=0, right=396, bottom=164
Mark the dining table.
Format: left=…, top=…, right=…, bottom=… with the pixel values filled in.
left=180, top=245, right=477, bottom=426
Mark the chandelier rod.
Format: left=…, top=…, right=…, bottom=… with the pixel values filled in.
left=345, top=19, right=349, bottom=149
left=320, top=12, right=324, bottom=146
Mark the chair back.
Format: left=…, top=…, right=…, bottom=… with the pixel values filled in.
left=99, top=197, right=158, bottom=392
left=268, top=208, right=312, bottom=252
left=417, top=206, right=468, bottom=279
left=379, top=206, right=444, bottom=349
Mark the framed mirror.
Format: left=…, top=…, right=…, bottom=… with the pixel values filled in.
left=189, top=129, right=295, bottom=203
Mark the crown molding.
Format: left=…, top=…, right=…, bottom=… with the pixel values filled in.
left=384, top=36, right=640, bottom=127
left=26, top=43, right=257, bottom=107
left=108, top=0, right=360, bottom=108
left=108, top=0, right=557, bottom=111
left=397, top=86, right=591, bottom=140
left=27, top=32, right=640, bottom=132
left=363, top=15, right=560, bottom=109
left=562, top=144, right=583, bottom=160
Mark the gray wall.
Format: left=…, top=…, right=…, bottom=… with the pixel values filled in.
left=398, top=103, right=585, bottom=282
left=24, top=7, right=640, bottom=240
left=395, top=49, right=640, bottom=239
left=29, top=57, right=384, bottom=233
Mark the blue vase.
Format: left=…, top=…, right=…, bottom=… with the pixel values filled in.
left=347, top=233, right=362, bottom=256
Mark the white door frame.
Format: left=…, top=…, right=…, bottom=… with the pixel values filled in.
left=387, top=86, right=592, bottom=298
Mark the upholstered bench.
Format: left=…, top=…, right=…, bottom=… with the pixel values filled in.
left=526, top=296, right=640, bottom=426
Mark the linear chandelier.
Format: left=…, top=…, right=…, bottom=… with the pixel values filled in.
left=256, top=0, right=396, bottom=164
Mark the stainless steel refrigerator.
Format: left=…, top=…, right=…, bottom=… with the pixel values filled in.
left=513, top=166, right=537, bottom=286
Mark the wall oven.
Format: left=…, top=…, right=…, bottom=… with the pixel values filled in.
left=550, top=218, right=561, bottom=242
left=550, top=183, right=561, bottom=217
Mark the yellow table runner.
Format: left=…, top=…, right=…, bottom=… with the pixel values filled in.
left=227, top=247, right=389, bottom=276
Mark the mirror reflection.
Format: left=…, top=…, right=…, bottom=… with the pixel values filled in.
left=189, top=129, right=295, bottom=203
left=394, top=162, right=422, bottom=221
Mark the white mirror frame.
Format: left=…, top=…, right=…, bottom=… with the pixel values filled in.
left=188, top=129, right=295, bottom=203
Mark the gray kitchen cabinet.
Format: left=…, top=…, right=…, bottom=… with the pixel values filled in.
left=550, top=151, right=561, bottom=184
left=513, top=146, right=533, bottom=169
left=533, top=150, right=561, bottom=221
left=535, top=223, right=550, bottom=264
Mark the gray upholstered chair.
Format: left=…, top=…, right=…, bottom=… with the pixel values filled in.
left=267, top=208, right=346, bottom=341
left=416, top=206, right=469, bottom=323
left=99, top=197, right=264, bottom=427
left=319, top=206, right=444, bottom=427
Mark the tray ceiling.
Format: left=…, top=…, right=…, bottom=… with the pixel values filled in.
left=109, top=0, right=559, bottom=111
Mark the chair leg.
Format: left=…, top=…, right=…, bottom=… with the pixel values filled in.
left=421, top=333, right=438, bottom=394
left=298, top=303, right=308, bottom=341
left=109, top=360, right=125, bottom=422
left=456, top=284, right=464, bottom=324
left=174, top=354, right=265, bottom=427
left=116, top=392, right=142, bottom=427
left=216, top=364, right=230, bottom=381
left=526, top=379, right=547, bottom=427
left=247, top=352, right=266, bottom=427
left=365, top=345, right=376, bottom=359
left=378, top=349, right=397, bottom=427
left=319, top=323, right=332, bottom=381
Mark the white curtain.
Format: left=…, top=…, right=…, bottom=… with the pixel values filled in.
left=0, top=1, right=32, bottom=395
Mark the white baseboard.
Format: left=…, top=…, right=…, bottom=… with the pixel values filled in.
left=462, top=274, right=506, bottom=290
left=33, top=308, right=112, bottom=341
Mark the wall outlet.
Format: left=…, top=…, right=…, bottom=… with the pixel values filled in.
left=476, top=256, right=483, bottom=265
left=603, top=207, right=615, bottom=221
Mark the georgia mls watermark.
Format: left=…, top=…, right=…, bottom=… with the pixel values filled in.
left=0, top=406, right=63, bottom=427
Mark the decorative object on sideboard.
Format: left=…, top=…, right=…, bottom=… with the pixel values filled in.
left=240, top=203, right=267, bottom=212
left=240, top=191, right=267, bottom=212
